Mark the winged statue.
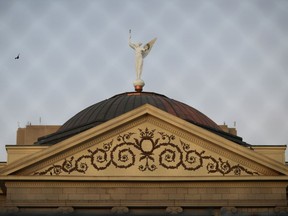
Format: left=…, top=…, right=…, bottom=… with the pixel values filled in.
left=129, top=30, right=157, bottom=81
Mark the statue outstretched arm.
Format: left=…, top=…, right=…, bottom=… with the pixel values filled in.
left=128, top=29, right=136, bottom=49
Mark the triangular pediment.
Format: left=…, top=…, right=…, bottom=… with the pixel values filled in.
left=1, top=104, right=288, bottom=179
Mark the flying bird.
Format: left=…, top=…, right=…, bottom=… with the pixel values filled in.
left=15, top=54, right=20, bottom=59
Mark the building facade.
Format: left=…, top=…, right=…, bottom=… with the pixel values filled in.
left=0, top=92, right=288, bottom=216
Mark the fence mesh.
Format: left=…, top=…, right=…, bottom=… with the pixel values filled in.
left=0, top=0, right=288, bottom=161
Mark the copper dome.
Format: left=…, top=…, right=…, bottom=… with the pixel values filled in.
left=37, top=92, right=222, bottom=145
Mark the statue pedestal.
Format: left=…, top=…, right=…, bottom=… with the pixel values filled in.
left=133, top=79, right=145, bottom=92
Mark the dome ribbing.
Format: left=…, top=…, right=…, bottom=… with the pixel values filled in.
left=37, top=92, right=221, bottom=145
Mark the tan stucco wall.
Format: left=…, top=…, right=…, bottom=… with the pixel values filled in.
left=16, top=125, right=60, bottom=145
left=3, top=181, right=287, bottom=212
left=253, top=145, right=286, bottom=164
left=6, top=146, right=48, bottom=164
left=1, top=180, right=287, bottom=215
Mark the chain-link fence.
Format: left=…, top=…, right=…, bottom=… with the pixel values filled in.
left=0, top=0, right=288, bottom=161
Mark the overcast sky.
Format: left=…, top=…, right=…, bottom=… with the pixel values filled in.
left=0, top=0, right=288, bottom=162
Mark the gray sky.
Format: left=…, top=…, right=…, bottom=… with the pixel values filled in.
left=0, top=0, right=288, bottom=162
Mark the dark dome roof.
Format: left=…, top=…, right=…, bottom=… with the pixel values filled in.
left=37, top=92, right=222, bottom=145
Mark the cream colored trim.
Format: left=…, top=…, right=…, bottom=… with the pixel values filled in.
left=2, top=175, right=288, bottom=182
left=6, top=145, right=48, bottom=164
left=147, top=116, right=276, bottom=175
left=252, top=145, right=286, bottom=164
left=19, top=117, right=148, bottom=175
left=146, top=112, right=288, bottom=175
left=1, top=104, right=288, bottom=176
left=0, top=106, right=149, bottom=175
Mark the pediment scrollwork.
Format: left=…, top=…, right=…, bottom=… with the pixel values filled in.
left=34, top=128, right=259, bottom=176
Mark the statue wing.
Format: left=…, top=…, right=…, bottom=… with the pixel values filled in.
left=142, top=37, right=157, bottom=58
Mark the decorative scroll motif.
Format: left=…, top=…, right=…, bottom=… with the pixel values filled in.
left=34, top=128, right=259, bottom=176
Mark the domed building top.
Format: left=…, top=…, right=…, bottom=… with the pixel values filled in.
left=35, top=33, right=244, bottom=145
left=59, top=92, right=221, bottom=132
left=37, top=92, right=228, bottom=145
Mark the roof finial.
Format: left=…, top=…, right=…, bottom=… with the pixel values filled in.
left=129, top=29, right=157, bottom=92
left=133, top=79, right=145, bottom=92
